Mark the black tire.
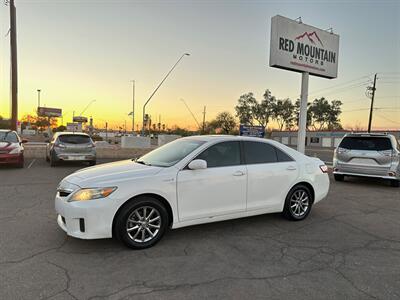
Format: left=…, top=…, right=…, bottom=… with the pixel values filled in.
left=50, top=151, right=58, bottom=167
left=88, top=160, right=96, bottom=166
left=390, top=180, right=400, bottom=187
left=282, top=184, right=313, bottom=221
left=334, top=174, right=344, bottom=181
left=114, top=197, right=169, bottom=249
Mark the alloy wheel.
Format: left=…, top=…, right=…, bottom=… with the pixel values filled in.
left=126, top=206, right=161, bottom=243
left=289, top=189, right=309, bottom=218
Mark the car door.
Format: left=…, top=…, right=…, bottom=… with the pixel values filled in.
left=243, top=141, right=298, bottom=212
left=177, top=141, right=247, bottom=221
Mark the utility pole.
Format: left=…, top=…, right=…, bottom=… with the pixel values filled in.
left=9, top=0, right=18, bottom=130
left=37, top=89, right=41, bottom=112
left=367, top=73, right=377, bottom=133
left=202, top=106, right=206, bottom=134
left=131, top=80, right=135, bottom=134
left=105, top=122, right=108, bottom=141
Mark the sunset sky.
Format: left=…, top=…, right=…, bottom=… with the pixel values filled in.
left=0, top=0, right=399, bottom=131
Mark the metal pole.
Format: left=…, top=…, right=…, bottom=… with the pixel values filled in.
left=9, top=0, right=18, bottom=130
left=367, top=74, right=377, bottom=133
left=202, top=106, right=206, bottom=134
left=142, top=53, right=190, bottom=135
left=37, top=89, right=41, bottom=109
left=131, top=80, right=135, bottom=134
left=297, top=72, right=309, bottom=154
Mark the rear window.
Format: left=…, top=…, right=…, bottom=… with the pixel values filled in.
left=339, top=137, right=392, bottom=151
left=58, top=135, right=91, bottom=144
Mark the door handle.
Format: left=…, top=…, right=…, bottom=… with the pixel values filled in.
left=233, top=170, right=245, bottom=176
left=286, top=166, right=297, bottom=171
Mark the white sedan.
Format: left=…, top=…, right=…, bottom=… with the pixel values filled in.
left=55, top=135, right=330, bottom=249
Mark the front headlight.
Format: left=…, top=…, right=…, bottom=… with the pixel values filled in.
left=69, top=187, right=117, bottom=202
left=9, top=147, right=22, bottom=154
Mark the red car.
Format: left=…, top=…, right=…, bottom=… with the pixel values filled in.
left=0, top=130, right=26, bottom=168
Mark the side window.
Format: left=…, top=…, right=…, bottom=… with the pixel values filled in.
left=276, top=147, right=294, bottom=162
left=196, top=141, right=241, bottom=168
left=243, top=141, right=278, bottom=164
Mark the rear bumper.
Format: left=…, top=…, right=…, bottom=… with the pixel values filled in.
left=0, top=153, right=23, bottom=164
left=56, top=153, right=96, bottom=161
left=333, top=157, right=399, bottom=179
left=333, top=170, right=399, bottom=180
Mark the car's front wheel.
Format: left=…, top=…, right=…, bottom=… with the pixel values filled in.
left=334, top=174, right=344, bottom=181
left=282, top=184, right=313, bottom=221
left=390, top=180, right=400, bottom=187
left=114, top=197, right=169, bottom=249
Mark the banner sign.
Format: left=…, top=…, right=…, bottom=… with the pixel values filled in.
left=270, top=15, right=339, bottom=79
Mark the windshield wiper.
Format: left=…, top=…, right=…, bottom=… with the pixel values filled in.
left=135, top=160, right=151, bottom=166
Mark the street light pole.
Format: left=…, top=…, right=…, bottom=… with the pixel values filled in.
left=131, top=80, right=135, bottom=134
left=141, top=53, right=190, bottom=136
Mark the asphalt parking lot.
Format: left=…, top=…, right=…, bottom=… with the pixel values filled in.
left=1, top=158, right=399, bottom=300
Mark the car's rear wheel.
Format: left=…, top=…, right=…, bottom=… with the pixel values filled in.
left=50, top=151, right=58, bottom=167
left=282, top=185, right=313, bottom=221
left=390, top=180, right=400, bottom=187
left=114, top=197, right=169, bottom=249
left=334, top=174, right=344, bottom=181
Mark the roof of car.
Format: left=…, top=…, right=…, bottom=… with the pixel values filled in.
left=344, top=132, right=392, bottom=137
left=182, top=135, right=275, bottom=143
left=55, top=132, right=89, bottom=136
left=0, top=129, right=13, bottom=132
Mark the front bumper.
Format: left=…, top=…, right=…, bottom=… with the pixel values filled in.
left=55, top=193, right=116, bottom=239
left=0, top=153, right=23, bottom=165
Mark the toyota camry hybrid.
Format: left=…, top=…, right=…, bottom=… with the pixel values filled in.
left=55, top=136, right=330, bottom=249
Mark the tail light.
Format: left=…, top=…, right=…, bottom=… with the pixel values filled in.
left=54, top=141, right=66, bottom=148
left=378, top=149, right=395, bottom=157
left=337, top=147, right=349, bottom=154
left=319, top=165, right=329, bottom=173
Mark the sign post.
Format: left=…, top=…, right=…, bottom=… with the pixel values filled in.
left=269, top=15, right=339, bottom=153
left=298, top=72, right=309, bottom=153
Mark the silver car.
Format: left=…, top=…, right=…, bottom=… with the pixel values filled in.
left=333, top=133, right=400, bottom=187
left=46, top=132, right=96, bottom=167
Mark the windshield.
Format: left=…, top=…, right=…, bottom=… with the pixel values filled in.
left=0, top=131, right=18, bottom=143
left=137, top=138, right=206, bottom=167
left=58, top=135, right=91, bottom=144
left=339, top=136, right=392, bottom=151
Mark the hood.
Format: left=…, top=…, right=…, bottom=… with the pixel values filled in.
left=64, top=159, right=163, bottom=187
left=0, top=141, right=14, bottom=149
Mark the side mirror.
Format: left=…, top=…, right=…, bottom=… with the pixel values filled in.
left=21, top=139, right=28, bottom=143
left=188, top=159, right=207, bottom=170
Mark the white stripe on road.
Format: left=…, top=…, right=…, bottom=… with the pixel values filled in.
left=27, top=159, right=36, bottom=169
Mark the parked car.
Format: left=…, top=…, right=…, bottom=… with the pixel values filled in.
left=55, top=135, right=330, bottom=249
left=46, top=132, right=96, bottom=167
left=0, top=129, right=26, bottom=168
left=333, top=133, right=400, bottom=187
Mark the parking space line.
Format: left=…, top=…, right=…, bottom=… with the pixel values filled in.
left=27, top=159, right=36, bottom=169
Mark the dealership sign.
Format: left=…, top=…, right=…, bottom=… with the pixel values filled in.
left=269, top=15, right=339, bottom=79
left=239, top=125, right=265, bottom=138
left=37, top=107, right=62, bottom=117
